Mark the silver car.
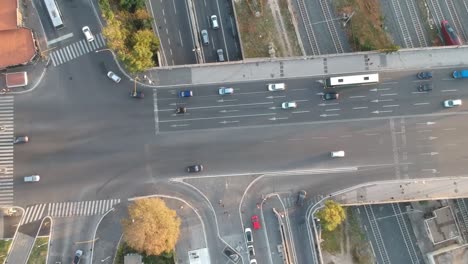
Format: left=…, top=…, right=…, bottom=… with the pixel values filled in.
left=24, top=175, right=40, bottom=182
left=107, top=71, right=121, bottom=83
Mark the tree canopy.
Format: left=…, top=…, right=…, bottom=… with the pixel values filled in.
left=122, top=198, right=181, bottom=255
left=316, top=200, right=346, bottom=231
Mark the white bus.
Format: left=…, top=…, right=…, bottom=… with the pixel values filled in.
left=325, top=73, right=379, bottom=88
left=43, top=0, right=64, bottom=29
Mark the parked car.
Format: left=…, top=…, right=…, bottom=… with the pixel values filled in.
left=443, top=99, right=462, bottom=108
left=186, top=164, right=203, bottom=173
left=218, top=87, right=234, bottom=95
left=82, top=26, right=94, bottom=42
left=176, top=107, right=187, bottom=114
left=331, top=150, right=345, bottom=158
left=245, top=228, right=253, bottom=244
left=281, top=101, right=297, bottom=109
left=179, top=90, right=193, bottom=97
left=417, top=71, right=432, bottom=79
left=297, top=190, right=307, bottom=206
left=323, top=92, right=339, bottom=100
left=267, top=83, right=286, bottom=91
left=251, top=215, right=261, bottom=230
left=107, top=71, right=121, bottom=83
left=418, top=84, right=432, bottom=92
left=129, top=91, right=144, bottom=99
left=211, top=15, right=219, bottom=29
left=13, top=136, right=29, bottom=144
left=73, top=250, right=83, bottom=264
left=24, top=175, right=40, bottom=182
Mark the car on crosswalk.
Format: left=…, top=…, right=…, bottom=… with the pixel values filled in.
left=107, top=71, right=121, bottom=83
left=82, top=26, right=94, bottom=42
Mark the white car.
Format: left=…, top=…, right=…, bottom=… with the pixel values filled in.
left=210, top=15, right=219, bottom=29
left=82, top=26, right=94, bottom=42
left=267, top=83, right=286, bottom=91
left=250, top=259, right=257, bottom=264
left=443, top=99, right=462, bottom=108
left=24, top=175, right=40, bottom=182
left=245, top=228, right=253, bottom=244
left=281, top=101, right=297, bottom=109
left=219, top=87, right=234, bottom=95
left=331, top=151, right=345, bottom=158
left=107, top=71, right=121, bottom=83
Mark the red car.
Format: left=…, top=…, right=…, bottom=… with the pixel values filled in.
left=251, top=215, right=261, bottom=230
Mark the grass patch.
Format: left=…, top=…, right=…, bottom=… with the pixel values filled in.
left=27, top=237, right=49, bottom=264
left=235, top=0, right=281, bottom=58
left=347, top=208, right=374, bottom=264
left=333, top=0, right=395, bottom=51
left=277, top=0, right=302, bottom=56
left=0, top=239, right=12, bottom=263
left=321, top=222, right=343, bottom=253
left=115, top=242, right=175, bottom=264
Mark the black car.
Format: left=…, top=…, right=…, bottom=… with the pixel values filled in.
left=176, top=107, right=187, bottom=114
left=129, top=91, right=144, bottom=99
left=418, top=84, right=432, bottom=92
left=186, top=164, right=203, bottom=173
left=417, top=71, right=432, bottom=79
left=323, top=92, right=339, bottom=100
left=297, top=190, right=307, bottom=206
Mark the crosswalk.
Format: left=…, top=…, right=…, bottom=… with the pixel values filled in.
left=19, top=199, right=120, bottom=225
left=49, top=33, right=106, bottom=67
left=0, top=96, right=15, bottom=206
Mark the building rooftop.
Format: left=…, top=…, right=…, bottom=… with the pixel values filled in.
left=0, top=0, right=18, bottom=31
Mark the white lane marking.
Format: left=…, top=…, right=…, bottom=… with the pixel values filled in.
left=417, top=130, right=432, bottom=133
left=371, top=99, right=393, bottom=103
left=310, top=137, right=328, bottom=139
left=292, top=110, right=310, bottom=114
left=353, top=106, right=368, bottom=110
left=269, top=117, right=288, bottom=121
left=219, top=109, right=239, bottom=113
left=172, top=0, right=177, bottom=13
left=364, top=133, right=379, bottom=136
left=287, top=138, right=304, bottom=141
left=381, top=82, right=398, bottom=85
left=383, top=105, right=399, bottom=108
left=325, top=108, right=340, bottom=111
left=170, top=124, right=189, bottom=127
left=220, top=120, right=239, bottom=124
left=370, top=88, right=391, bottom=92
left=441, top=89, right=457, bottom=92
left=47, top=33, right=74, bottom=45
left=178, top=31, right=183, bottom=47
left=217, top=99, right=238, bottom=102
left=160, top=102, right=273, bottom=111
left=372, top=110, right=393, bottom=114
left=350, top=95, right=366, bottom=98
left=159, top=113, right=275, bottom=122
left=414, top=102, right=430, bottom=106
left=443, top=128, right=456, bottom=131
left=318, top=103, right=338, bottom=106
left=266, top=95, right=286, bottom=99
left=340, top=135, right=352, bottom=138
left=412, top=91, right=428, bottom=94
left=416, top=122, right=435, bottom=125
left=421, top=169, right=438, bottom=173
left=380, top=93, right=398, bottom=96
left=420, top=152, right=438, bottom=156
left=320, top=113, right=339, bottom=117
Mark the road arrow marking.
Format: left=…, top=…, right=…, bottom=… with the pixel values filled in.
left=171, top=124, right=189, bottom=127
left=219, top=109, right=239, bottom=113
left=320, top=114, right=340, bottom=117
left=266, top=95, right=286, bottom=99
left=372, top=110, right=393, bottom=114
left=371, top=99, right=393, bottom=103
left=220, top=120, right=239, bottom=124
left=217, top=99, right=238, bottom=103
left=269, top=117, right=288, bottom=121
left=370, top=88, right=391, bottom=92
left=420, top=152, right=439, bottom=156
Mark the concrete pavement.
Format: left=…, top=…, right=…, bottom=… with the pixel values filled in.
left=144, top=46, right=468, bottom=87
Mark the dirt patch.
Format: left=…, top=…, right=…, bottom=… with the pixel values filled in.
left=333, top=0, right=394, bottom=51
left=234, top=0, right=301, bottom=58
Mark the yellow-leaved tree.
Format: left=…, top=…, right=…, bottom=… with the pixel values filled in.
left=316, top=200, right=346, bottom=231
left=122, top=198, right=181, bottom=255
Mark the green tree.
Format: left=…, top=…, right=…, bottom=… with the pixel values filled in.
left=122, top=198, right=181, bottom=255
left=316, top=200, right=346, bottom=231
left=124, top=29, right=159, bottom=73
left=102, top=17, right=128, bottom=51
left=120, top=0, right=145, bottom=11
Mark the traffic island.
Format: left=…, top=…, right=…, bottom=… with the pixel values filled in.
left=26, top=217, right=51, bottom=264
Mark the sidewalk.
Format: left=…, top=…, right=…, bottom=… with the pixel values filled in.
left=333, top=176, right=468, bottom=205
left=145, top=46, right=468, bottom=87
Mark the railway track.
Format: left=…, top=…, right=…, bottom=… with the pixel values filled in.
left=428, top=0, right=444, bottom=27
left=295, top=0, right=321, bottom=56
left=390, top=0, right=414, bottom=48
left=405, top=0, right=428, bottom=47
left=445, top=0, right=467, bottom=43
left=318, top=0, right=344, bottom=53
